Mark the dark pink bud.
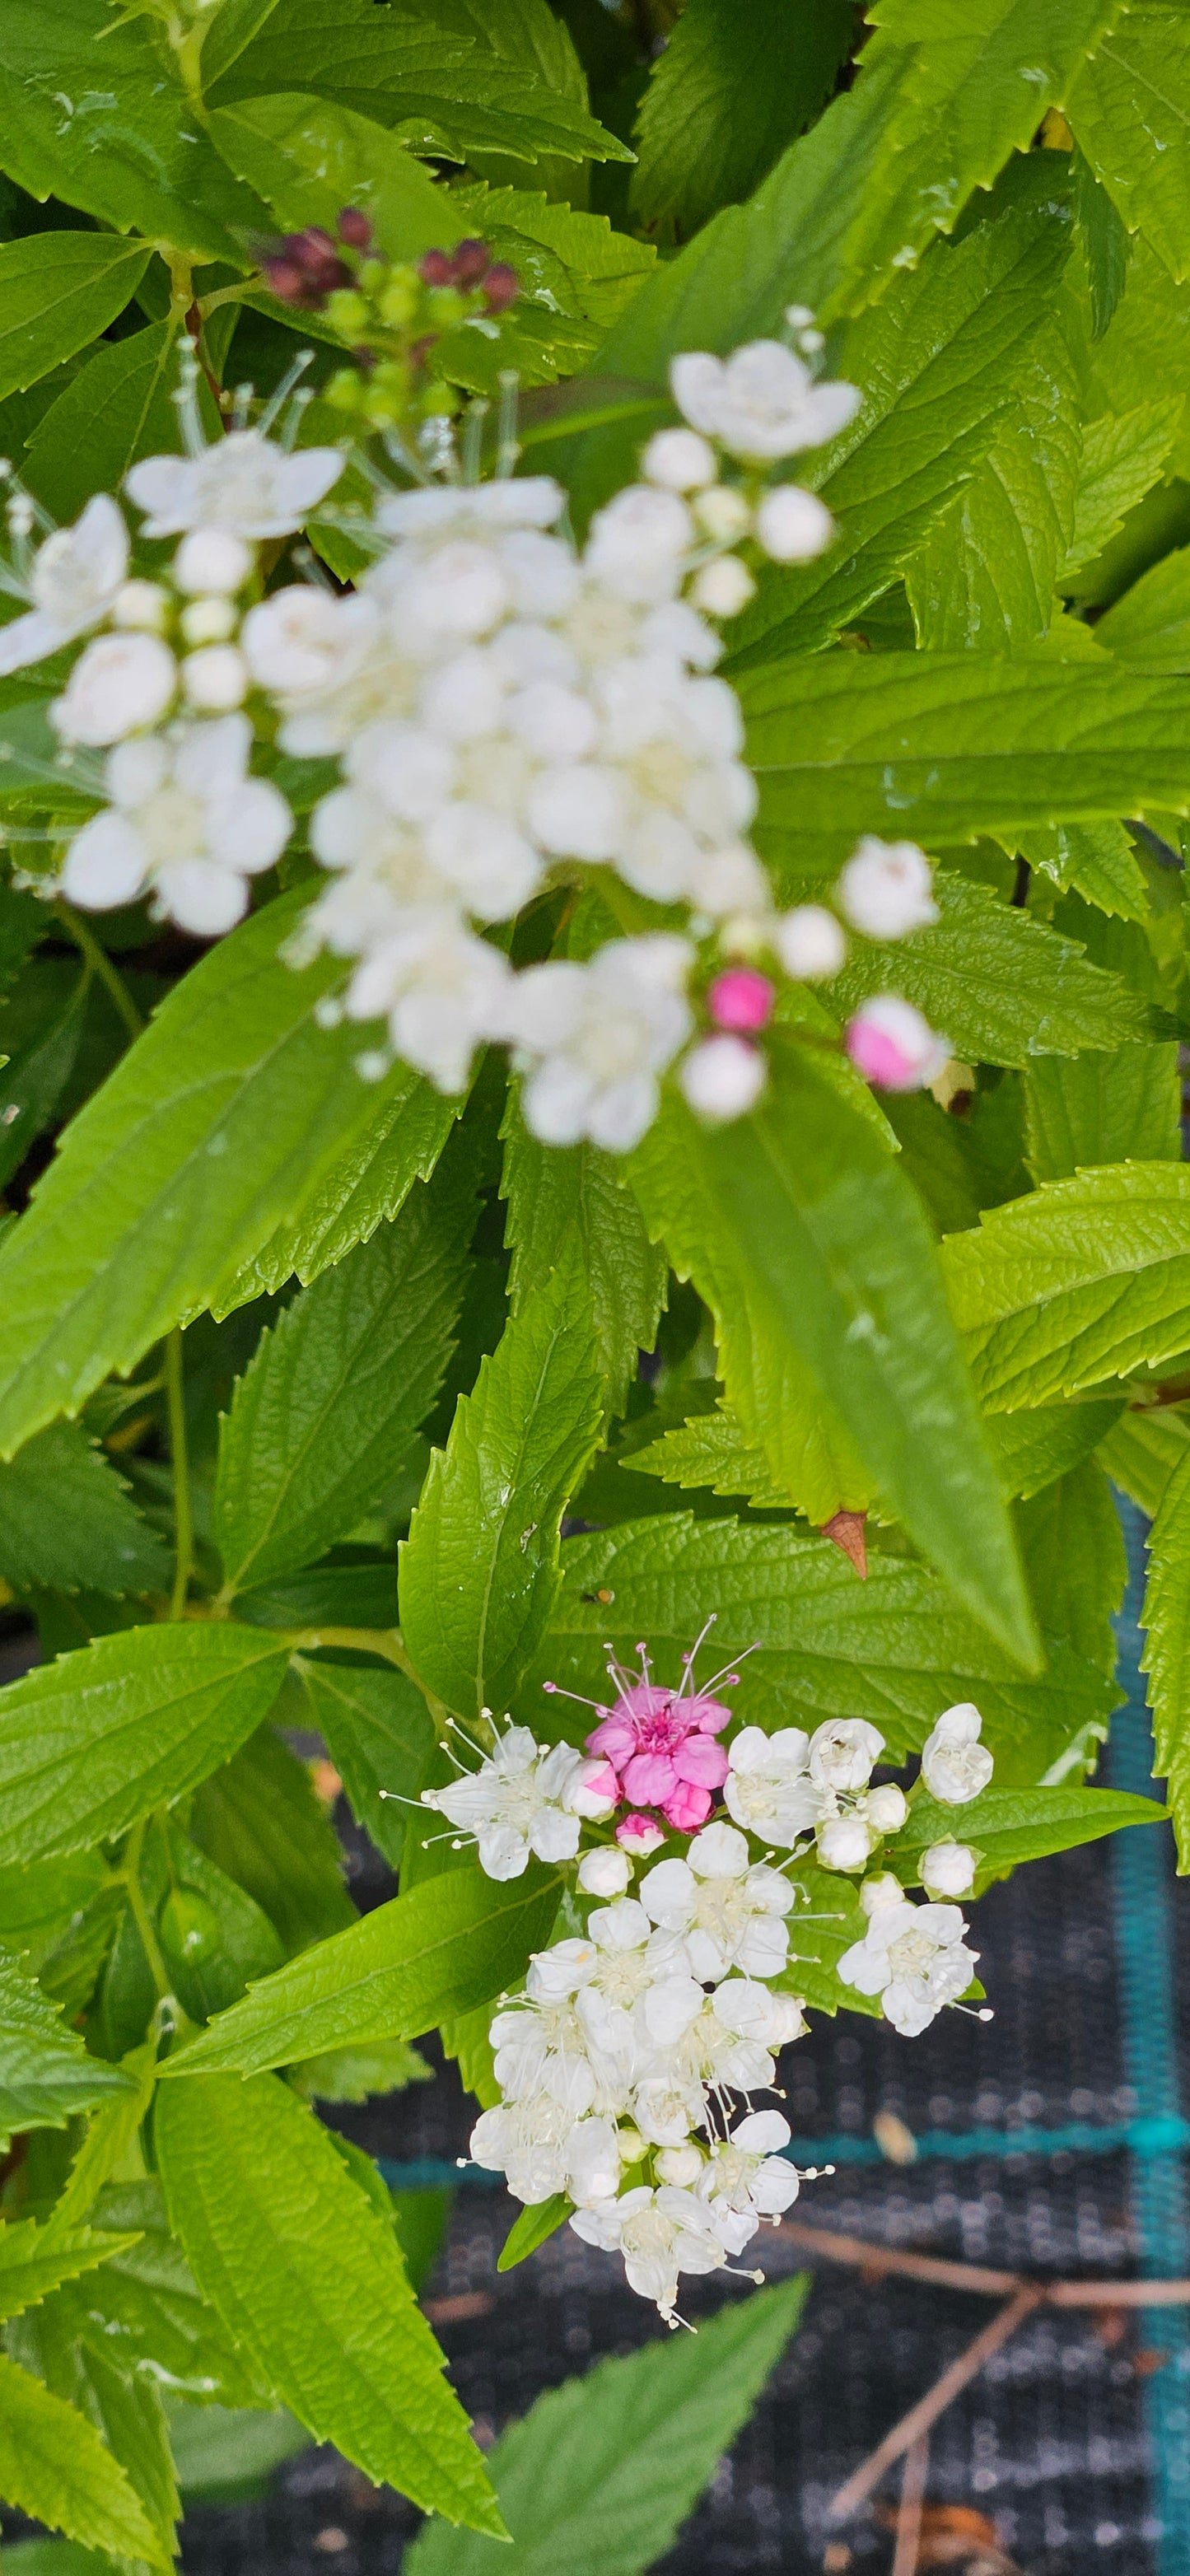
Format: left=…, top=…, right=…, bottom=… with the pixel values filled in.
left=263, top=257, right=310, bottom=306
left=482, top=262, right=519, bottom=312
left=337, top=207, right=372, bottom=249
left=707, top=967, right=775, bottom=1034
left=419, top=248, right=455, bottom=287
left=291, top=226, right=339, bottom=268
left=452, top=236, right=492, bottom=285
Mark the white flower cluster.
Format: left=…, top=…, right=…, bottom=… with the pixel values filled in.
left=443, top=1678, right=995, bottom=2322
left=0, top=321, right=954, bottom=1141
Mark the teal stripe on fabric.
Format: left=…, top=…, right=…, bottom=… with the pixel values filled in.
left=1110, top=1493, right=1190, bottom=2576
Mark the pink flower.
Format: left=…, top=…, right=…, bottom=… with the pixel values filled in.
left=707, top=967, right=774, bottom=1034
left=845, top=994, right=949, bottom=1092
left=616, top=1813, right=666, bottom=1855
left=587, top=1675, right=732, bottom=1831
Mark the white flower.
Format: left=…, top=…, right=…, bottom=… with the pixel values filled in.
left=242, top=587, right=376, bottom=720
left=53, top=632, right=176, bottom=745
left=181, top=643, right=248, bottom=712
left=774, top=905, right=847, bottom=980
left=689, top=841, right=770, bottom=917
left=571, top=2184, right=728, bottom=2318
left=862, top=1783, right=907, bottom=1835
left=632, top=2072, right=710, bottom=2149
left=671, top=343, right=859, bottom=461
left=566, top=2114, right=628, bottom=2209
left=511, top=936, right=693, bottom=1152
left=488, top=1995, right=632, bottom=2120
left=920, top=1841, right=977, bottom=1897
left=59, top=715, right=291, bottom=934
left=577, top=1846, right=632, bottom=1898
left=693, top=487, right=751, bottom=544
left=174, top=529, right=253, bottom=595
left=689, top=557, right=755, bottom=618
left=838, top=837, right=938, bottom=939
left=808, top=1718, right=884, bottom=1795
left=698, top=2110, right=800, bottom=2252
left=420, top=1727, right=590, bottom=1878
left=724, top=1726, right=820, bottom=1845
left=584, top=486, right=694, bottom=605
left=655, top=2140, right=705, bottom=2187
left=920, top=1703, right=993, bottom=1805
left=679, top=1034, right=766, bottom=1122
left=342, top=909, right=513, bottom=1094
left=816, top=1813, right=875, bottom=1873
left=0, top=494, right=128, bottom=675
left=642, top=428, right=718, bottom=492
left=125, top=432, right=343, bottom=539
left=376, top=478, right=566, bottom=540
left=469, top=2095, right=573, bottom=2203
left=639, top=1821, right=793, bottom=1983
left=838, top=1895, right=978, bottom=2037
left=754, top=485, right=834, bottom=563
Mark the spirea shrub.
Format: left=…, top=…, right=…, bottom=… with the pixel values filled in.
left=0, top=0, right=1183, bottom=2556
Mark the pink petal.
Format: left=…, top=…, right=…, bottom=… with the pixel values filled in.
left=673, top=1737, right=730, bottom=1788
left=586, top=1716, right=635, bottom=1761
left=662, top=1779, right=713, bottom=1832
left=617, top=1813, right=665, bottom=1855
left=623, top=1750, right=677, bottom=1803
left=687, top=1692, right=733, bottom=1735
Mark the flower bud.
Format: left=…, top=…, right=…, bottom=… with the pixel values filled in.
left=616, top=1813, right=665, bottom=1857
left=567, top=1757, right=618, bottom=1820
left=453, top=237, right=493, bottom=286
left=338, top=208, right=373, bottom=249
left=838, top=836, right=938, bottom=939
left=775, top=903, right=846, bottom=981
left=920, top=1841, right=977, bottom=1897
left=419, top=248, right=455, bottom=287
left=707, top=966, right=774, bottom=1033
left=754, top=483, right=834, bottom=562
left=643, top=428, right=717, bottom=492
left=483, top=262, right=519, bottom=313
left=110, top=579, right=169, bottom=632
left=690, top=554, right=756, bottom=617
left=846, top=996, right=950, bottom=1092
left=860, top=1871, right=903, bottom=1917
left=679, top=1034, right=767, bottom=1122
left=577, top=1846, right=632, bottom=1898
left=920, top=1702, right=993, bottom=1804
left=817, top=1813, right=876, bottom=1872
left=656, top=2142, right=705, bottom=2186
left=694, top=486, right=752, bottom=543
left=174, top=529, right=253, bottom=596
left=182, top=644, right=248, bottom=712
left=180, top=596, right=237, bottom=647
left=864, top=1784, right=908, bottom=1834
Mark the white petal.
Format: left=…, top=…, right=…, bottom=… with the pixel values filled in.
left=154, top=858, right=248, bottom=937
left=60, top=813, right=147, bottom=910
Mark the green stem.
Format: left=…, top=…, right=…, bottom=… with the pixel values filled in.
left=122, top=1819, right=173, bottom=2005
left=54, top=902, right=144, bottom=1043
left=166, top=1328, right=193, bottom=1622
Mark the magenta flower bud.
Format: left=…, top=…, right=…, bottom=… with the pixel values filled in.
left=846, top=995, right=949, bottom=1092
left=707, top=966, right=774, bottom=1034
left=419, top=248, right=456, bottom=287
left=337, top=208, right=373, bottom=249
left=452, top=237, right=492, bottom=285
left=616, top=1813, right=666, bottom=1857
left=263, top=257, right=309, bottom=305
left=483, top=262, right=519, bottom=313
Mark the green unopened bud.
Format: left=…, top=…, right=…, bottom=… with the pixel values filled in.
left=380, top=270, right=418, bottom=326
left=424, top=285, right=465, bottom=328
left=325, top=367, right=365, bottom=413
left=325, top=287, right=370, bottom=337
left=420, top=380, right=460, bottom=418
left=358, top=259, right=387, bottom=293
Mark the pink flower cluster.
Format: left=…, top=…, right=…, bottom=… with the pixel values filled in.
left=547, top=1640, right=739, bottom=1850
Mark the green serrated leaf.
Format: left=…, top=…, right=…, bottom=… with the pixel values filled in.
left=188, top=1724, right=354, bottom=1957
left=631, top=1038, right=1035, bottom=1663
left=405, top=2275, right=805, bottom=2576
left=156, top=2071, right=503, bottom=2530
left=1018, top=1457, right=1127, bottom=1678
left=22, top=321, right=183, bottom=528
left=216, top=1178, right=471, bottom=1596
left=983, top=1395, right=1126, bottom=1500
left=896, top=1780, right=1164, bottom=1874
left=630, top=0, right=852, bottom=235
left=291, top=2036, right=432, bottom=2102
left=401, top=1237, right=604, bottom=1720
left=0, top=235, right=151, bottom=404
left=49, top=2179, right=270, bottom=2409
left=501, top=1084, right=665, bottom=1417
left=907, top=306, right=1082, bottom=650
left=208, top=92, right=465, bottom=257
left=0, top=1623, right=290, bottom=1865
left=826, top=873, right=1148, bottom=1068
left=0, top=1953, right=133, bottom=2146
left=941, top=1162, right=1190, bottom=1409
left=1060, top=399, right=1183, bottom=581
left=726, top=204, right=1072, bottom=669
left=1017, top=818, right=1149, bottom=922
left=1098, top=1403, right=1190, bottom=1514
left=1024, top=1043, right=1180, bottom=1179
left=0, top=1421, right=169, bottom=1599
left=623, top=1406, right=790, bottom=1506
left=1141, top=1444, right=1190, bottom=1864
left=742, top=651, right=1190, bottom=873
left=520, top=1513, right=1116, bottom=1784
left=0, top=2222, right=143, bottom=2326
left=0, top=2352, right=166, bottom=2565
left=1096, top=543, right=1190, bottom=668
left=0, top=889, right=460, bottom=1458
left=296, top=1658, right=434, bottom=1870
left=0, top=0, right=268, bottom=262
left=1068, top=7, right=1190, bottom=283
left=161, top=1861, right=561, bottom=2079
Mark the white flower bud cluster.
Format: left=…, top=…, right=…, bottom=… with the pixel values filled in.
left=441, top=1659, right=994, bottom=2322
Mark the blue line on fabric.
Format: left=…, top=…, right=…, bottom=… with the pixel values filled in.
left=1111, top=1493, right=1190, bottom=2576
